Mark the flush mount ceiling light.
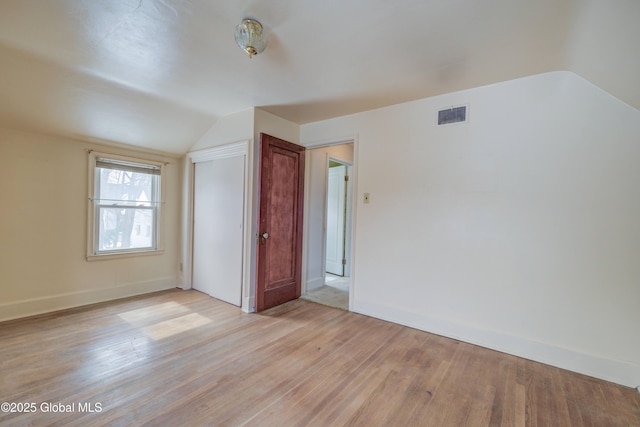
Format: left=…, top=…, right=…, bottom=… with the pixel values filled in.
left=234, top=19, right=267, bottom=58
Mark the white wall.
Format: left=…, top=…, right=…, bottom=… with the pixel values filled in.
left=254, top=108, right=300, bottom=146
left=187, top=109, right=255, bottom=153
left=566, top=0, right=640, bottom=112
left=300, top=71, right=640, bottom=387
left=305, top=144, right=354, bottom=291
left=0, top=127, right=181, bottom=321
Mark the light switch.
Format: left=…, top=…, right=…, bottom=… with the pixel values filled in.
left=363, top=193, right=370, bottom=204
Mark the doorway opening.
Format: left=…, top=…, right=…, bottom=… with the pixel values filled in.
left=301, top=144, right=353, bottom=311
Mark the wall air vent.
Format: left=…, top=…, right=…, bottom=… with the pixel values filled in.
left=438, top=105, right=467, bottom=125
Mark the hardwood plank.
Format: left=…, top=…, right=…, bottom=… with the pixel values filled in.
left=515, top=383, right=527, bottom=427
left=1, top=289, right=639, bottom=426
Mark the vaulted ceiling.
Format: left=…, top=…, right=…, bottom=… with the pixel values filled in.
left=0, top=0, right=638, bottom=154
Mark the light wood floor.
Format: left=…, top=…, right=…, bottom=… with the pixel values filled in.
left=1, top=289, right=638, bottom=426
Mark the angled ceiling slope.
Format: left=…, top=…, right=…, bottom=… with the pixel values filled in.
left=0, top=0, right=637, bottom=154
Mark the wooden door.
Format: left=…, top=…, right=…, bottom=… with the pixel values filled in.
left=325, top=164, right=347, bottom=276
left=256, top=133, right=305, bottom=311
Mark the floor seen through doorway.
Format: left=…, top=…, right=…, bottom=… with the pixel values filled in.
left=301, top=273, right=349, bottom=310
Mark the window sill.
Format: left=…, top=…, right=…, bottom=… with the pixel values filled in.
left=86, top=249, right=165, bottom=261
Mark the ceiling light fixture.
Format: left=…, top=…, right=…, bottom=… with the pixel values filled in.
left=234, top=19, right=267, bottom=59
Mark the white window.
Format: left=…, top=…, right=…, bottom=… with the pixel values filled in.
left=87, top=151, right=163, bottom=259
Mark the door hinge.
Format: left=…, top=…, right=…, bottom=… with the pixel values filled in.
left=345, top=175, right=349, bottom=182
left=342, top=259, right=347, bottom=265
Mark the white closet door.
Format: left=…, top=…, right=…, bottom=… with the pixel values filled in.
left=193, top=156, right=244, bottom=306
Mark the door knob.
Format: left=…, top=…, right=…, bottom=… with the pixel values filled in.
left=260, top=232, right=269, bottom=244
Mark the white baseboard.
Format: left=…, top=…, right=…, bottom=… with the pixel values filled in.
left=352, top=298, right=640, bottom=388
left=306, top=276, right=325, bottom=291
left=0, top=277, right=177, bottom=322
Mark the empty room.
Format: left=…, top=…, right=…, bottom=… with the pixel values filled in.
left=1, top=1, right=639, bottom=425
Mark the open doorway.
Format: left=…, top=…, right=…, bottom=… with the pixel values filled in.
left=301, top=144, right=353, bottom=310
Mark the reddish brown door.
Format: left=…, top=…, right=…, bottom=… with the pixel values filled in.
left=255, top=133, right=305, bottom=311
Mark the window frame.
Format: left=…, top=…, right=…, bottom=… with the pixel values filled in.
left=87, top=151, right=165, bottom=260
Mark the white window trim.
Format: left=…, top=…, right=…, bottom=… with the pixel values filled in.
left=87, top=151, right=165, bottom=261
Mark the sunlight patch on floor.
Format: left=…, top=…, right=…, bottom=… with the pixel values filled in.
left=117, top=301, right=190, bottom=325
left=142, top=313, right=212, bottom=340
left=118, top=301, right=212, bottom=341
